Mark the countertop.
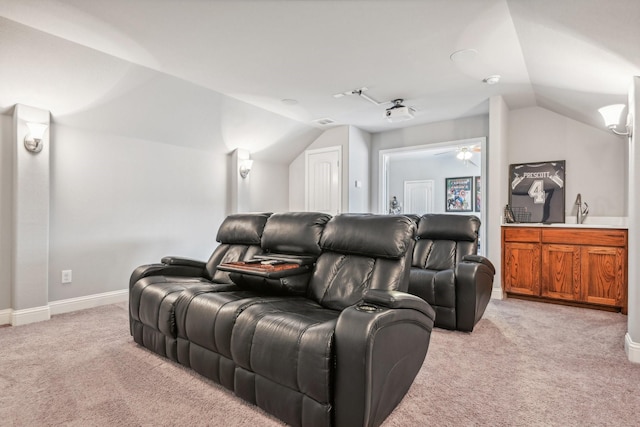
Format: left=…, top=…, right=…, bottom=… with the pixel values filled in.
left=501, top=216, right=628, bottom=230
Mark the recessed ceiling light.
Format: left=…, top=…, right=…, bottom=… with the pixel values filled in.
left=483, top=75, right=501, bottom=85
left=281, top=99, right=298, bottom=105
left=450, top=49, right=478, bottom=62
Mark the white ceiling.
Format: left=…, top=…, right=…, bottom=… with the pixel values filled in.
left=0, top=0, right=638, bottom=133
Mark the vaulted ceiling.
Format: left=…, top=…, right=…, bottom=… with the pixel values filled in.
left=1, top=0, right=638, bottom=133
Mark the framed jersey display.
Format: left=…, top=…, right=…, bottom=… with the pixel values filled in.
left=509, top=160, right=565, bottom=223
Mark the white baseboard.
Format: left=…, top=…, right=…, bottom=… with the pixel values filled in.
left=11, top=305, right=51, bottom=326
left=625, top=333, right=640, bottom=364
left=49, top=289, right=128, bottom=316
left=0, top=309, right=12, bottom=326
left=0, top=290, right=129, bottom=326
left=491, top=287, right=504, bottom=300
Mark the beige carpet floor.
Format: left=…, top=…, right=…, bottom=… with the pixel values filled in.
left=0, top=298, right=638, bottom=426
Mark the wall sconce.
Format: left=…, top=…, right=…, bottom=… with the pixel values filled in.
left=598, top=104, right=633, bottom=137
left=239, top=159, right=253, bottom=179
left=24, top=122, right=49, bottom=153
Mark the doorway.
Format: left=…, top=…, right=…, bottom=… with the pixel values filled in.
left=379, top=137, right=487, bottom=255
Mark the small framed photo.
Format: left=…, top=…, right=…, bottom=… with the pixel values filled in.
left=445, top=176, right=473, bottom=212
left=474, top=176, right=481, bottom=212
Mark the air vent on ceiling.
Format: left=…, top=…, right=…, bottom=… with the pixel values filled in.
left=314, top=118, right=335, bottom=126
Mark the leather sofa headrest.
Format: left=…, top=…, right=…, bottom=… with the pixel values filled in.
left=416, top=214, right=479, bottom=241
left=216, top=213, right=272, bottom=245
left=320, top=214, right=415, bottom=259
left=261, top=212, right=332, bottom=255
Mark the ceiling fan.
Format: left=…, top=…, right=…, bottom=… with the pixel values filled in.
left=436, top=145, right=481, bottom=166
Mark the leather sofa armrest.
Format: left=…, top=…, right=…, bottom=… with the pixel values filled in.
left=462, top=254, right=496, bottom=274
left=334, top=294, right=435, bottom=427
left=454, top=255, right=496, bottom=332
left=160, top=256, right=207, bottom=269
left=363, top=289, right=436, bottom=320
left=129, top=260, right=207, bottom=290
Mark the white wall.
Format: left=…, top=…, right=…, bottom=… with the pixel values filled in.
left=508, top=106, right=625, bottom=217
left=12, top=105, right=51, bottom=313
left=488, top=96, right=509, bottom=293
left=627, top=76, right=639, bottom=362
left=0, top=28, right=318, bottom=312
left=46, top=125, right=225, bottom=301
left=249, top=160, right=289, bottom=213
left=347, top=127, right=370, bottom=213
left=0, top=114, right=12, bottom=309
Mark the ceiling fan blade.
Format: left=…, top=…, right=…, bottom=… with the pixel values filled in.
left=469, top=159, right=479, bottom=167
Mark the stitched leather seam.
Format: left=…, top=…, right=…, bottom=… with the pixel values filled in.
left=318, top=254, right=346, bottom=304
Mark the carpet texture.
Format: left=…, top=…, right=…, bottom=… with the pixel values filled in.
left=0, top=298, right=638, bottom=426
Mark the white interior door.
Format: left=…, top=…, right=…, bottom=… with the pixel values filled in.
left=404, top=180, right=434, bottom=215
left=305, top=146, right=341, bottom=215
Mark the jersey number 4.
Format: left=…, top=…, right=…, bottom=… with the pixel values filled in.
left=527, top=179, right=546, bottom=204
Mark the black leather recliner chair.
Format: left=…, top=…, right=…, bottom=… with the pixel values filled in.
left=130, top=213, right=436, bottom=427
left=408, top=214, right=495, bottom=332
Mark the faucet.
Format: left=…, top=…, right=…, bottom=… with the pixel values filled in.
left=575, top=193, right=589, bottom=224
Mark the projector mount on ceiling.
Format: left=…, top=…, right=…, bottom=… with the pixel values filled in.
left=333, top=87, right=416, bottom=122
left=385, top=98, right=415, bottom=122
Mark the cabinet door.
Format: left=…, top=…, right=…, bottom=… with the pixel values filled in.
left=504, top=242, right=541, bottom=295
left=580, top=246, right=625, bottom=308
left=541, top=244, right=580, bottom=301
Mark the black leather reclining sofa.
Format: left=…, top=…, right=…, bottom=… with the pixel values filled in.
left=130, top=212, right=436, bottom=427
left=407, top=214, right=495, bottom=332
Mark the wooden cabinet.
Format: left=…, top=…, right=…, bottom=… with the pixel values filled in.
left=541, top=244, right=580, bottom=302
left=503, top=228, right=541, bottom=295
left=580, top=246, right=626, bottom=308
left=502, top=226, right=627, bottom=313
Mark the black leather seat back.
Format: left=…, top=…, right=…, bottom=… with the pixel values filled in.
left=412, top=214, right=479, bottom=270
left=205, top=213, right=271, bottom=282
left=308, top=214, right=416, bottom=310
left=260, top=212, right=332, bottom=255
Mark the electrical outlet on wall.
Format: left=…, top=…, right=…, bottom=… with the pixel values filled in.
left=61, top=270, right=72, bottom=284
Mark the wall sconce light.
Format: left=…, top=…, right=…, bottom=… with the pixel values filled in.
left=239, top=159, right=253, bottom=179
left=598, top=104, right=633, bottom=137
left=24, top=122, right=49, bottom=153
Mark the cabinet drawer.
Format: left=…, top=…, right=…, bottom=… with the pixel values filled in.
left=503, top=227, right=541, bottom=243
left=542, top=229, right=626, bottom=247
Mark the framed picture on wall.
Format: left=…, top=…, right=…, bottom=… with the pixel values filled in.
left=474, top=176, right=481, bottom=212
left=509, top=160, right=565, bottom=223
left=445, top=176, right=473, bottom=212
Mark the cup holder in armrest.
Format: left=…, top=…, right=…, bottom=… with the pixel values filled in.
left=356, top=304, right=381, bottom=313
